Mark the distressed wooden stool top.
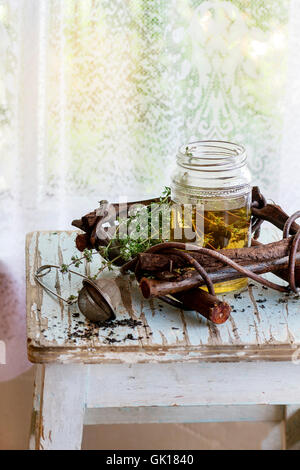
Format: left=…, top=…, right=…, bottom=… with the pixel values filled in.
left=26, top=231, right=300, bottom=364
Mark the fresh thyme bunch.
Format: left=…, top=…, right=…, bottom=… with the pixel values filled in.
left=62, top=187, right=172, bottom=282
left=100, top=186, right=171, bottom=263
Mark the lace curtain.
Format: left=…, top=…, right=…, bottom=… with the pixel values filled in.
left=0, top=0, right=300, bottom=379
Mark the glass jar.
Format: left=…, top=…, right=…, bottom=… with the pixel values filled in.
left=171, top=140, right=252, bottom=294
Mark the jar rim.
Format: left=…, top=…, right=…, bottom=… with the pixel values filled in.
left=177, top=140, right=247, bottom=172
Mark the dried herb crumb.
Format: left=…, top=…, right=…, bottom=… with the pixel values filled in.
left=124, top=333, right=135, bottom=341
left=105, top=337, right=121, bottom=344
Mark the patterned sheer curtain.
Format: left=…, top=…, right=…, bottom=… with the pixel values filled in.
left=0, top=0, right=300, bottom=379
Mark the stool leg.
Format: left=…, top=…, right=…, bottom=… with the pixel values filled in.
left=261, top=421, right=285, bottom=450
left=284, top=405, right=300, bottom=450
left=29, top=364, right=86, bottom=450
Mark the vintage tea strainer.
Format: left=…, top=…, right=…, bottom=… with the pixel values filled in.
left=34, top=264, right=122, bottom=323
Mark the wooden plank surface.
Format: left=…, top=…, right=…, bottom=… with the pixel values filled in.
left=84, top=405, right=284, bottom=425
left=86, top=362, right=300, bottom=408
left=26, top=231, right=300, bottom=364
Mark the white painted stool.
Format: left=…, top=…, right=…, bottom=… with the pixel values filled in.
left=26, top=232, right=300, bottom=450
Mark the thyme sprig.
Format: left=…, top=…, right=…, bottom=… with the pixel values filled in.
left=100, top=186, right=171, bottom=262
left=59, top=187, right=171, bottom=282
left=60, top=248, right=95, bottom=273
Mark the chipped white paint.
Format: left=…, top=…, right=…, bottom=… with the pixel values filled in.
left=26, top=231, right=300, bottom=364
left=30, top=364, right=86, bottom=450
left=86, top=362, right=300, bottom=408
left=84, top=404, right=285, bottom=425
left=26, top=231, right=300, bottom=450
left=29, top=361, right=300, bottom=450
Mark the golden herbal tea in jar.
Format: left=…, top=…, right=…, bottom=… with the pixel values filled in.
left=171, top=141, right=252, bottom=294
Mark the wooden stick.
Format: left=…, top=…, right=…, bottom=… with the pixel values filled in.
left=174, top=289, right=231, bottom=325
left=137, top=238, right=297, bottom=273
left=251, top=239, right=300, bottom=289
left=252, top=204, right=300, bottom=234
left=139, top=253, right=300, bottom=298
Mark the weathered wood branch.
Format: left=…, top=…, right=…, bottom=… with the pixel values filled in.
left=252, top=204, right=300, bottom=235
left=137, top=238, right=297, bottom=273
left=139, top=253, right=300, bottom=298
left=174, top=289, right=231, bottom=325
